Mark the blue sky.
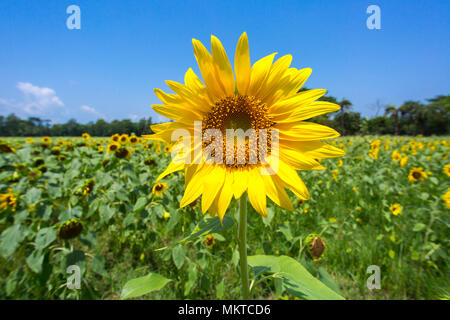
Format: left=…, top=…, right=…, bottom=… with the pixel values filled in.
left=0, top=0, right=449, bottom=124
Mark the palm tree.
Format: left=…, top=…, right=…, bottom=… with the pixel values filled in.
left=384, top=104, right=400, bottom=135
left=338, top=99, right=352, bottom=135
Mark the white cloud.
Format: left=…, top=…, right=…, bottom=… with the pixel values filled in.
left=80, top=105, right=106, bottom=120
left=16, top=82, right=64, bottom=114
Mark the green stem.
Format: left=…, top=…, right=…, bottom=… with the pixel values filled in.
left=238, top=196, right=250, bottom=299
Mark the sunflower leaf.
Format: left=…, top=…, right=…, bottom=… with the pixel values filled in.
left=156, top=216, right=234, bottom=251
left=248, top=255, right=345, bottom=300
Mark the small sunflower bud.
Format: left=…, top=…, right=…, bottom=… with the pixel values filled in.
left=309, top=236, right=326, bottom=259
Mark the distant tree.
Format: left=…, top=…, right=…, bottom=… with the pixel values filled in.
left=384, top=104, right=400, bottom=135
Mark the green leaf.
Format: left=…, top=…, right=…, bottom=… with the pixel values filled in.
left=121, top=273, right=172, bottom=299
left=0, top=224, right=28, bottom=258
left=184, top=264, right=198, bottom=296
left=248, top=255, right=345, bottom=300
left=172, top=245, right=186, bottom=269
left=413, top=223, right=426, bottom=232
left=26, top=249, right=45, bottom=273
left=24, top=188, right=41, bottom=204
left=156, top=216, right=234, bottom=250
left=133, top=197, right=148, bottom=213
left=317, top=267, right=342, bottom=295
left=35, top=227, right=57, bottom=250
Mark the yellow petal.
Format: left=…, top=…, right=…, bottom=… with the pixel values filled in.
left=217, top=171, right=234, bottom=222
left=274, top=101, right=340, bottom=123
left=281, top=140, right=345, bottom=159
left=234, top=32, right=251, bottom=95
left=275, top=160, right=310, bottom=200
left=247, top=169, right=268, bottom=217
left=165, top=80, right=210, bottom=114
left=261, top=174, right=293, bottom=211
left=266, top=67, right=312, bottom=106
left=180, top=165, right=213, bottom=208
left=258, top=55, right=293, bottom=102
left=157, top=159, right=185, bottom=181
left=279, top=148, right=321, bottom=170
left=277, top=122, right=340, bottom=141
left=211, top=35, right=235, bottom=96
left=269, top=89, right=327, bottom=116
left=152, top=104, right=201, bottom=123
left=247, top=53, right=277, bottom=97
left=201, top=165, right=226, bottom=213
left=192, top=39, right=226, bottom=100
left=233, top=168, right=249, bottom=199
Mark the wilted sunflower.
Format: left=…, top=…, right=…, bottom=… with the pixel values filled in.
left=408, top=167, right=428, bottom=182
left=115, top=147, right=132, bottom=159
left=152, top=182, right=168, bottom=197
left=107, top=142, right=120, bottom=153
left=0, top=144, right=16, bottom=153
left=144, top=32, right=344, bottom=220
left=390, top=203, right=402, bottom=216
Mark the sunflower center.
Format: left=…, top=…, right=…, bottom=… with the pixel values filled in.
left=202, top=95, right=275, bottom=168
left=412, top=172, right=421, bottom=179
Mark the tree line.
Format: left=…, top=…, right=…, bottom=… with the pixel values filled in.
left=0, top=94, right=448, bottom=137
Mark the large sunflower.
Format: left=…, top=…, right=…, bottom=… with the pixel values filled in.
left=145, top=33, right=344, bottom=221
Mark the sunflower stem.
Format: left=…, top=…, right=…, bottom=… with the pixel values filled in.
left=238, top=195, right=250, bottom=300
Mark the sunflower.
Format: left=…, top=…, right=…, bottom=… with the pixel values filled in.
left=119, top=134, right=129, bottom=144
left=98, top=145, right=105, bottom=152
left=443, top=164, right=450, bottom=177
left=391, top=150, right=401, bottom=162
left=111, top=133, right=120, bottom=142
left=144, top=32, right=344, bottom=220
left=107, top=142, right=120, bottom=153
left=129, top=135, right=139, bottom=145
left=204, top=234, right=216, bottom=249
left=41, top=136, right=51, bottom=144
left=26, top=137, right=34, bottom=143
left=0, top=188, right=17, bottom=212
left=400, top=155, right=408, bottom=168
left=152, top=182, right=168, bottom=197
left=82, top=133, right=91, bottom=140
left=390, top=203, right=402, bottom=216
left=443, top=189, right=450, bottom=209
left=408, top=167, right=428, bottom=182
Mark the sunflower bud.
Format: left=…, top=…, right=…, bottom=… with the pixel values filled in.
left=305, top=234, right=326, bottom=260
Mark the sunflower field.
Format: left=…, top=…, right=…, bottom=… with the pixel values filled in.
left=0, top=134, right=448, bottom=300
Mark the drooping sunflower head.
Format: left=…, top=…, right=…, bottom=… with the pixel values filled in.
left=115, top=147, right=132, bottom=159
left=152, top=182, right=168, bottom=197
left=144, top=32, right=344, bottom=220
left=408, top=167, right=428, bottom=182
